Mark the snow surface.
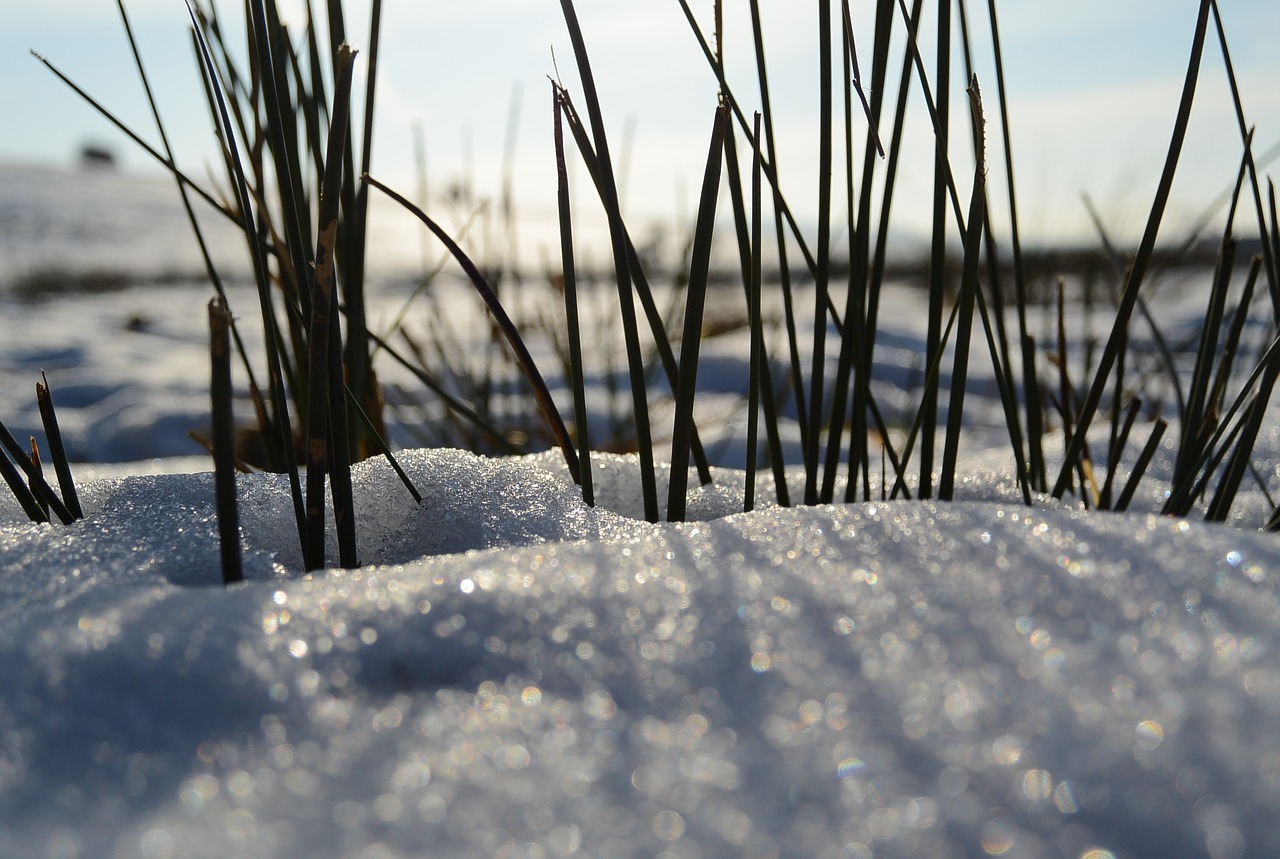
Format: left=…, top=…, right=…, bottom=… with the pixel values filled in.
left=1, top=448, right=1278, bottom=858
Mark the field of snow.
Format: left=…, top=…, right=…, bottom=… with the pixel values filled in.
left=2, top=444, right=1280, bottom=859
left=4, top=163, right=1280, bottom=858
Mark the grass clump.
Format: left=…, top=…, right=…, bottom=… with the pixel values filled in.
left=9, top=0, right=1280, bottom=585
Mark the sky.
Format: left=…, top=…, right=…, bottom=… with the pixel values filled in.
left=4, top=0, right=1280, bottom=254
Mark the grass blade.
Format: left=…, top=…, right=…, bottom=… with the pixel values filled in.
left=0, top=422, right=73, bottom=525
left=187, top=0, right=307, bottom=555
left=803, top=0, right=835, bottom=507
left=668, top=104, right=728, bottom=522
left=938, top=77, right=988, bottom=501
left=554, top=88, right=715, bottom=486
left=984, top=0, right=1044, bottom=491
left=0, top=425, right=48, bottom=525
left=553, top=86, right=595, bottom=505
left=35, top=374, right=82, bottom=521
left=210, top=298, right=244, bottom=585
left=1115, top=419, right=1169, bottom=513
left=721, top=116, right=791, bottom=506
left=746, top=112, right=764, bottom=512
left=1051, top=0, right=1216, bottom=499
left=558, top=0, right=657, bottom=520
left=919, top=0, right=953, bottom=500
left=304, top=43, right=357, bottom=572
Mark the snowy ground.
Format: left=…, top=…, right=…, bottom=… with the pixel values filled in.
left=1, top=447, right=1279, bottom=859
left=4, top=164, right=1280, bottom=858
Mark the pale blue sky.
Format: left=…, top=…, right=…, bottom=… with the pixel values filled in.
left=4, top=1, right=1279, bottom=247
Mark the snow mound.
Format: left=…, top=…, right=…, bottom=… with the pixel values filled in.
left=0, top=451, right=1278, bottom=858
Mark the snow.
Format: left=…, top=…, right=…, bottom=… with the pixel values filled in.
left=1, top=448, right=1279, bottom=858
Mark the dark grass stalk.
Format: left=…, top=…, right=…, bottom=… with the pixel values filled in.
left=746, top=112, right=764, bottom=513
left=746, top=0, right=808, bottom=455
left=553, top=87, right=594, bottom=504
left=1115, top=418, right=1169, bottom=513
left=343, top=0, right=384, bottom=460
left=852, top=0, right=924, bottom=503
left=722, top=117, right=790, bottom=507
left=919, top=0, right=952, bottom=500
left=210, top=298, right=244, bottom=585
left=114, top=0, right=263, bottom=408
left=31, top=51, right=243, bottom=231
left=187, top=1, right=308, bottom=554
left=1207, top=257, right=1262, bottom=427
left=822, top=0, right=911, bottom=504
left=364, top=328, right=524, bottom=456
left=1184, top=414, right=1248, bottom=516
left=341, top=381, right=421, bottom=504
left=676, top=0, right=837, bottom=314
left=803, top=0, right=835, bottom=507
left=1080, top=195, right=1188, bottom=423
left=327, top=308, right=358, bottom=568
left=364, top=175, right=581, bottom=485
left=325, top=41, right=364, bottom=568
left=1164, top=320, right=1280, bottom=516
left=668, top=104, right=728, bottom=522
left=1051, top=0, right=1216, bottom=499
left=249, top=0, right=315, bottom=324
left=844, top=0, right=885, bottom=158
left=26, top=441, right=48, bottom=521
left=1098, top=397, right=1143, bottom=508
left=819, top=0, right=864, bottom=505
left=1103, top=300, right=1130, bottom=510
left=686, top=0, right=886, bottom=454
left=938, top=78, right=988, bottom=502
left=838, top=0, right=894, bottom=503
left=890, top=296, right=966, bottom=500
left=36, top=374, right=82, bottom=521
left=1203, top=409, right=1254, bottom=524
left=0, top=422, right=74, bottom=525
left=972, top=276, right=1035, bottom=504
left=983, top=0, right=1043, bottom=492
left=558, top=0, right=657, bottom=520
left=955, top=1, right=1028, bottom=500
left=883, top=0, right=983, bottom=496
left=0, top=427, right=48, bottom=524
left=301, top=0, right=330, bottom=178
left=303, top=43, right=357, bottom=572
left=553, top=89, right=714, bottom=486
left=1211, top=0, right=1280, bottom=307
left=1176, top=235, right=1239, bottom=487
left=1206, top=333, right=1280, bottom=521
left=1050, top=282, right=1101, bottom=505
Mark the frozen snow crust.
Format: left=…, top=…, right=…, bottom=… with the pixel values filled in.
left=1, top=448, right=1278, bottom=858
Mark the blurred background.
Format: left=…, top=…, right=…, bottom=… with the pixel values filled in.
left=3, top=0, right=1279, bottom=284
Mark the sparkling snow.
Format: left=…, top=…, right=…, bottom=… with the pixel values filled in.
left=0, top=448, right=1278, bottom=858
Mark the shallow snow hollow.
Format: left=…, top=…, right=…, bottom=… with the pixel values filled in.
left=0, top=449, right=1277, bottom=858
